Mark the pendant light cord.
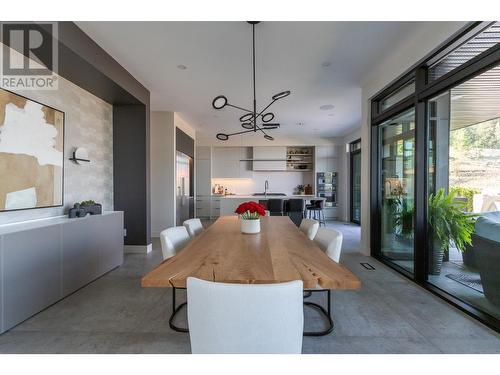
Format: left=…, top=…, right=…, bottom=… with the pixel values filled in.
left=252, top=23, right=257, bottom=132
left=213, top=21, right=290, bottom=142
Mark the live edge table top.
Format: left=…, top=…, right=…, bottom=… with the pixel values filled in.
left=141, top=216, right=361, bottom=290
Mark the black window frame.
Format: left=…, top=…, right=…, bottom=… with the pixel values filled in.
left=349, top=138, right=362, bottom=224
left=370, top=21, right=500, bottom=332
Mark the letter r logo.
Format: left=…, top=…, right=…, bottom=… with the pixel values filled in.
left=1, top=22, right=55, bottom=76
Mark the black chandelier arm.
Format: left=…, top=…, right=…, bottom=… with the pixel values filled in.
left=226, top=103, right=254, bottom=113
left=255, top=99, right=277, bottom=120
left=226, top=128, right=257, bottom=137
left=254, top=124, right=271, bottom=137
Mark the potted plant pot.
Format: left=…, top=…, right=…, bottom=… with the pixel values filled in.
left=240, top=218, right=261, bottom=234
left=428, top=188, right=477, bottom=276
left=429, top=240, right=446, bottom=275
left=235, top=201, right=266, bottom=235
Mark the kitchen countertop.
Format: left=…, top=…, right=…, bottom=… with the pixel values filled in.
left=215, top=194, right=324, bottom=199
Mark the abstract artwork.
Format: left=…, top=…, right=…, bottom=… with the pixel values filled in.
left=0, top=89, right=64, bottom=211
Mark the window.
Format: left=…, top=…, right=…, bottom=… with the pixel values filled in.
left=350, top=139, right=361, bottom=152
left=380, top=80, right=415, bottom=111
left=371, top=22, right=500, bottom=330
left=378, top=109, right=415, bottom=274
left=427, top=65, right=500, bottom=320
left=350, top=139, right=361, bottom=224
left=428, top=22, right=500, bottom=82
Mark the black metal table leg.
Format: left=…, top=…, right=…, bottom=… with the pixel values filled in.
left=168, top=286, right=333, bottom=336
left=169, top=287, right=189, bottom=332
left=303, top=289, right=334, bottom=336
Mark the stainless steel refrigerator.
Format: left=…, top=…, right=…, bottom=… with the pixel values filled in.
left=176, top=151, right=194, bottom=226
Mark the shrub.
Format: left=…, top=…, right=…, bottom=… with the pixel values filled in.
left=449, top=186, right=480, bottom=212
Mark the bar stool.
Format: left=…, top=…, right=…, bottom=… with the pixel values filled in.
left=266, top=199, right=285, bottom=216
left=258, top=200, right=268, bottom=209
left=304, top=199, right=317, bottom=218
left=306, top=200, right=326, bottom=227
left=286, top=199, right=305, bottom=226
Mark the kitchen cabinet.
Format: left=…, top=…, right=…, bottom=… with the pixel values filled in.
left=195, top=146, right=212, bottom=217
left=212, top=147, right=252, bottom=178
left=315, top=145, right=339, bottom=172
left=252, top=146, right=287, bottom=171
left=210, top=196, right=221, bottom=218
left=196, top=159, right=211, bottom=196
left=195, top=196, right=211, bottom=218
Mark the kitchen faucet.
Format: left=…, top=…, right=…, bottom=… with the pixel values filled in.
left=264, top=180, right=269, bottom=197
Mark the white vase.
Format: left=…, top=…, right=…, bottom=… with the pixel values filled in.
left=240, top=218, right=261, bottom=234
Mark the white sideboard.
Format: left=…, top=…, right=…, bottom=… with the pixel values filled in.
left=0, top=211, right=123, bottom=334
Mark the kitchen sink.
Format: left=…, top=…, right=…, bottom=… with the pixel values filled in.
left=252, top=193, right=287, bottom=196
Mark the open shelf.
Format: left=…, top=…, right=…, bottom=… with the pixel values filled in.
left=285, top=146, right=314, bottom=172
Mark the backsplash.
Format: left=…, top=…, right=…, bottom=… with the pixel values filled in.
left=212, top=171, right=314, bottom=196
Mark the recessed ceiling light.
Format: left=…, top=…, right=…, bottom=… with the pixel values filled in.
left=320, top=104, right=334, bottom=110
left=321, top=61, right=331, bottom=67
left=297, top=122, right=304, bottom=126
left=177, top=64, right=187, bottom=70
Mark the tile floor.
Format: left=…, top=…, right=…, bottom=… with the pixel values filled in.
left=0, top=220, right=498, bottom=353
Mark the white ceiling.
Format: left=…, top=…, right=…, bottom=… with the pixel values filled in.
left=77, top=21, right=427, bottom=138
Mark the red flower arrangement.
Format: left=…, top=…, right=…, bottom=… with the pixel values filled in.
left=235, top=201, right=266, bottom=219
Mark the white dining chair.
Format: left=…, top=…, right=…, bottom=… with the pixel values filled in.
left=183, top=218, right=203, bottom=238
left=299, top=218, right=319, bottom=240
left=187, top=277, right=304, bottom=354
left=313, top=227, right=343, bottom=262
left=159, top=226, right=191, bottom=260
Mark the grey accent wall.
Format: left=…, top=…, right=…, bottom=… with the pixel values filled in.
left=1, top=22, right=151, bottom=245
left=113, top=105, right=150, bottom=246
left=0, top=73, right=114, bottom=225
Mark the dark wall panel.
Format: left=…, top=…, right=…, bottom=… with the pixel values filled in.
left=113, top=105, right=150, bottom=246
left=176, top=128, right=194, bottom=158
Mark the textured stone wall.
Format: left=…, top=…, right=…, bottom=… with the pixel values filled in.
left=0, top=77, right=113, bottom=224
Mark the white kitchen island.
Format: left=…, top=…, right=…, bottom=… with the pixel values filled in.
left=219, top=195, right=323, bottom=216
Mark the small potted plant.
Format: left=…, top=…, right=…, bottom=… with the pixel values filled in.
left=428, top=188, right=477, bottom=275
left=296, top=185, right=305, bottom=195
left=80, top=200, right=102, bottom=215
left=235, top=201, right=266, bottom=234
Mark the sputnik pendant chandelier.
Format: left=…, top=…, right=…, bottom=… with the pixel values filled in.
left=212, top=21, right=291, bottom=141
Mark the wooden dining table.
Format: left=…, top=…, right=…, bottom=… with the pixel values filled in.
left=141, top=215, right=361, bottom=336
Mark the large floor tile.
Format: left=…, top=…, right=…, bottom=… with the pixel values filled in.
left=0, top=220, right=498, bottom=353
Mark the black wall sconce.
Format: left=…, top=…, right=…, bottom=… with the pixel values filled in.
left=69, top=147, right=90, bottom=164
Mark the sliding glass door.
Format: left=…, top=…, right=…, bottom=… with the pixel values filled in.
left=378, top=109, right=415, bottom=274
left=370, top=22, right=500, bottom=330
left=427, top=64, right=500, bottom=320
